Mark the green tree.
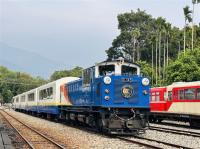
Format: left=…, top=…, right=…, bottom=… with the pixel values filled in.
left=166, top=48, right=200, bottom=84
left=0, top=66, right=46, bottom=103
left=50, top=66, right=83, bottom=81
left=191, top=0, right=200, bottom=50
left=106, top=9, right=155, bottom=61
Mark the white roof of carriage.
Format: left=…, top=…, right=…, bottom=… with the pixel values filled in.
left=167, top=81, right=200, bottom=91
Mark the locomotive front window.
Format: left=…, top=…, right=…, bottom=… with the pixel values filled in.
left=99, top=65, right=115, bottom=76
left=122, top=65, right=137, bottom=76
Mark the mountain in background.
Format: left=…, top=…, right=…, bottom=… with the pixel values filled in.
left=0, top=42, right=65, bottom=78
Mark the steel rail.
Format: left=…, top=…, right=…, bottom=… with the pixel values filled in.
left=0, top=110, right=35, bottom=149
left=0, top=109, right=66, bottom=149
left=117, top=136, right=193, bottom=149
left=150, top=126, right=200, bottom=138
left=135, top=136, right=192, bottom=149
left=117, top=137, right=163, bottom=149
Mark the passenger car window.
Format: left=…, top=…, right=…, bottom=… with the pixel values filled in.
left=28, top=93, right=35, bottom=101
left=20, top=95, right=26, bottom=102
left=39, top=87, right=53, bottom=100
left=185, top=89, right=195, bottom=100
left=151, top=92, right=155, bottom=101
left=155, top=92, right=160, bottom=101
left=178, top=90, right=184, bottom=100
left=197, top=88, right=200, bottom=99
left=168, top=91, right=172, bottom=101
left=121, top=65, right=137, bottom=76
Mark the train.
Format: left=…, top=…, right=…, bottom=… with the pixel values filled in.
left=12, top=58, right=150, bottom=135
left=150, top=81, right=200, bottom=127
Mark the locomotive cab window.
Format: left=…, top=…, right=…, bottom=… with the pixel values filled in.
left=99, top=65, right=115, bottom=76
left=121, top=65, right=137, bottom=76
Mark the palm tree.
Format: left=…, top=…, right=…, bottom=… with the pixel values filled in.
left=156, top=17, right=166, bottom=85
left=192, top=0, right=200, bottom=50
left=165, top=23, right=171, bottom=66
left=130, top=29, right=140, bottom=62
left=155, top=36, right=158, bottom=85
left=183, top=6, right=192, bottom=53
left=150, top=35, right=156, bottom=86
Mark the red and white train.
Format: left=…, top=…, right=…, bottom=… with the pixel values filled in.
left=150, top=81, right=200, bottom=127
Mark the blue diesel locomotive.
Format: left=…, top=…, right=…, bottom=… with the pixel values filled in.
left=61, top=58, right=150, bottom=134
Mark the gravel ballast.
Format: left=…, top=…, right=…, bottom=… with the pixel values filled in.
left=4, top=109, right=200, bottom=149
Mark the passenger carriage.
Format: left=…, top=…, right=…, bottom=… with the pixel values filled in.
left=150, top=81, right=200, bottom=126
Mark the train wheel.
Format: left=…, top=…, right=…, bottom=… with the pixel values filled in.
left=96, top=119, right=103, bottom=132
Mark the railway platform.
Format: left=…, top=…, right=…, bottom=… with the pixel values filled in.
left=0, top=121, right=14, bottom=149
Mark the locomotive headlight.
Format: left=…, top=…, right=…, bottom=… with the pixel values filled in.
left=142, top=78, right=150, bottom=86
left=105, top=96, right=110, bottom=100
left=104, top=76, right=111, bottom=85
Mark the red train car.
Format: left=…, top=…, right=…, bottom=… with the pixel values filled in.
left=150, top=81, right=200, bottom=127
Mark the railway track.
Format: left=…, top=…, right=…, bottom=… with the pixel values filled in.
left=117, top=136, right=193, bottom=149
left=150, top=121, right=191, bottom=129
left=0, top=109, right=66, bottom=149
left=150, top=126, right=200, bottom=138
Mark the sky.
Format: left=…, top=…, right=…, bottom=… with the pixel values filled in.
left=0, top=0, right=200, bottom=77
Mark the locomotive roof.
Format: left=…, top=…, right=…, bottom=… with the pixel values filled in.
left=95, top=59, right=140, bottom=67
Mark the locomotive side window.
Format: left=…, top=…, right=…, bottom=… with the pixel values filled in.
left=197, top=88, right=200, bottom=99
left=83, top=68, right=91, bottom=86
left=99, top=65, right=115, bottom=76
left=121, top=65, right=137, bottom=76
left=185, top=89, right=195, bottom=100
left=178, top=90, right=184, bottom=100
